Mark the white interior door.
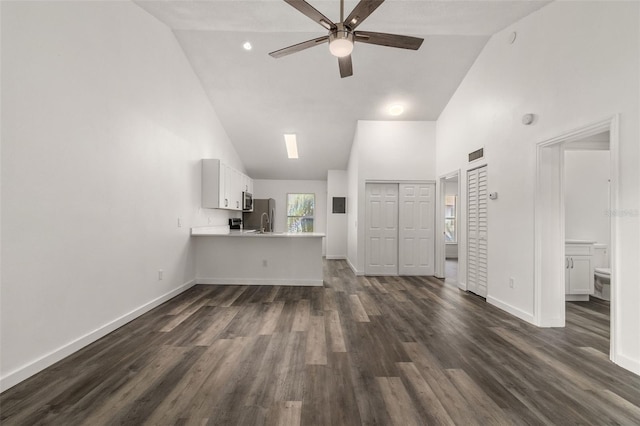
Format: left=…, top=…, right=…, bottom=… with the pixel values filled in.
left=467, top=166, right=488, bottom=297
left=365, top=183, right=398, bottom=275
left=399, top=183, right=435, bottom=275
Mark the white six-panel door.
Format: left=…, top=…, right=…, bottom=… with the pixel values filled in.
left=399, top=183, right=435, bottom=275
left=365, top=183, right=399, bottom=275
left=467, top=166, right=488, bottom=297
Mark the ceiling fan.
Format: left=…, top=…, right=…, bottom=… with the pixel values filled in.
left=269, top=0, right=424, bottom=78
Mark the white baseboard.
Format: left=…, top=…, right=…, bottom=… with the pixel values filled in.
left=346, top=258, right=363, bottom=276
left=487, top=295, right=535, bottom=325
left=325, top=255, right=346, bottom=260
left=196, top=278, right=323, bottom=287
left=0, top=279, right=196, bottom=392
left=612, top=352, right=640, bottom=376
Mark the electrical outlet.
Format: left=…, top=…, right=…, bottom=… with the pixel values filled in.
left=158, top=270, right=164, bottom=280
left=509, top=277, right=514, bottom=288
left=262, top=259, right=268, bottom=267
left=177, top=217, right=182, bottom=228
left=207, top=217, right=213, bottom=224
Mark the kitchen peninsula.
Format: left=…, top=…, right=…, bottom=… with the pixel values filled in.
left=192, top=227, right=325, bottom=286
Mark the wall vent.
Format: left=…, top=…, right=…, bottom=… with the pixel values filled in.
left=468, top=148, right=484, bottom=162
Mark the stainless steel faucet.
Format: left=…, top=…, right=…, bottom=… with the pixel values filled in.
left=260, top=212, right=269, bottom=233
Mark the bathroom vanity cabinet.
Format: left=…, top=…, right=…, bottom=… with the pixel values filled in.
left=565, top=241, right=594, bottom=301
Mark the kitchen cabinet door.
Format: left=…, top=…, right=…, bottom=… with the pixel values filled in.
left=202, top=159, right=242, bottom=210
left=229, top=167, right=245, bottom=211
left=202, top=159, right=227, bottom=209
left=241, top=174, right=252, bottom=194
left=567, top=256, right=593, bottom=294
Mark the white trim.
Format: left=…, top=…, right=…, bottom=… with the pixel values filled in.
left=346, top=257, right=363, bottom=276
left=364, top=179, right=437, bottom=185
left=325, top=255, right=346, bottom=260
left=435, top=170, right=461, bottom=279
left=608, top=115, right=620, bottom=365
left=534, top=115, right=620, bottom=349
left=196, top=278, right=323, bottom=286
left=0, top=279, right=196, bottom=392
left=487, top=296, right=535, bottom=324
left=613, top=352, right=640, bottom=376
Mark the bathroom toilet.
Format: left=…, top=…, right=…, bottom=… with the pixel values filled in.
left=594, top=267, right=611, bottom=301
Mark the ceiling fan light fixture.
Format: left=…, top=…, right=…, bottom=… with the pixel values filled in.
left=329, top=24, right=354, bottom=57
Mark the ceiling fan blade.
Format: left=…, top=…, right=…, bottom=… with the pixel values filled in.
left=344, top=0, right=385, bottom=30
left=269, top=36, right=329, bottom=59
left=338, top=55, right=353, bottom=78
left=284, top=0, right=336, bottom=30
left=354, top=31, right=424, bottom=50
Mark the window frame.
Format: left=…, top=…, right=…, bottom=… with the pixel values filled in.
left=286, top=193, right=315, bottom=233
left=444, top=195, right=457, bottom=243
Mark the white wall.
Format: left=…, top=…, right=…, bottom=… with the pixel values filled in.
left=252, top=179, right=327, bottom=254
left=0, top=1, right=243, bottom=390
left=347, top=129, right=360, bottom=272
left=326, top=170, right=348, bottom=259
left=564, top=150, right=611, bottom=246
left=436, top=1, right=639, bottom=373
left=346, top=121, right=437, bottom=273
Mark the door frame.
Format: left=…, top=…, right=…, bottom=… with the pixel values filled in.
left=466, top=164, right=489, bottom=297
left=534, top=115, right=619, bottom=362
left=435, top=170, right=461, bottom=286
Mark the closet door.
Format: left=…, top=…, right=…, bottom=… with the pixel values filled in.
left=467, top=166, right=488, bottom=297
left=365, top=183, right=398, bottom=275
left=399, top=183, right=435, bottom=275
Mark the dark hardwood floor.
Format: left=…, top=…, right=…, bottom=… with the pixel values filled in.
left=2, top=260, right=639, bottom=425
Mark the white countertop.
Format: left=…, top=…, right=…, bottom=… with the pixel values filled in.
left=191, top=227, right=324, bottom=238
left=565, top=239, right=597, bottom=244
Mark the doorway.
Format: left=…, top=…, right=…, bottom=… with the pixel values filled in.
left=443, top=174, right=460, bottom=285
left=535, top=116, right=618, bottom=361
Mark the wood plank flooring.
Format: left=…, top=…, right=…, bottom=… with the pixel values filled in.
left=2, top=260, right=639, bottom=425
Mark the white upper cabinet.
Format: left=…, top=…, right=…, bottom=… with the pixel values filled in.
left=241, top=174, right=254, bottom=194
left=202, top=159, right=251, bottom=211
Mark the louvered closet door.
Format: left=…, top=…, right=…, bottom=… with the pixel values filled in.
left=467, top=166, right=488, bottom=297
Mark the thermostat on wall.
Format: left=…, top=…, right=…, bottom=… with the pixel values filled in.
left=489, top=192, right=498, bottom=200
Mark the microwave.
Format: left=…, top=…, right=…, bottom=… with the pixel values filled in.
left=242, top=192, right=253, bottom=211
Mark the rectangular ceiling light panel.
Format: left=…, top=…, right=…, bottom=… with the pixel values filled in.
left=284, top=134, right=298, bottom=159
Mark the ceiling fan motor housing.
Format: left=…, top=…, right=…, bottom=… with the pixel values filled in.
left=329, top=23, right=354, bottom=57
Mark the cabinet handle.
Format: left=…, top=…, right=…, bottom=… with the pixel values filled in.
left=225, top=198, right=228, bottom=207
left=570, top=258, right=574, bottom=269
left=566, top=258, right=569, bottom=269
left=236, top=201, right=239, bottom=208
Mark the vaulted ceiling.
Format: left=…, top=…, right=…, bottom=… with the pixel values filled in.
left=135, top=0, right=550, bottom=180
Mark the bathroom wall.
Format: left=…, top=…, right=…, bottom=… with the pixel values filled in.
left=564, top=150, right=611, bottom=248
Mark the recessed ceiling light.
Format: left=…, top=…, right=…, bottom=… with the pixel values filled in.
left=243, top=41, right=252, bottom=51
left=389, top=104, right=404, bottom=116
left=284, top=134, right=298, bottom=159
